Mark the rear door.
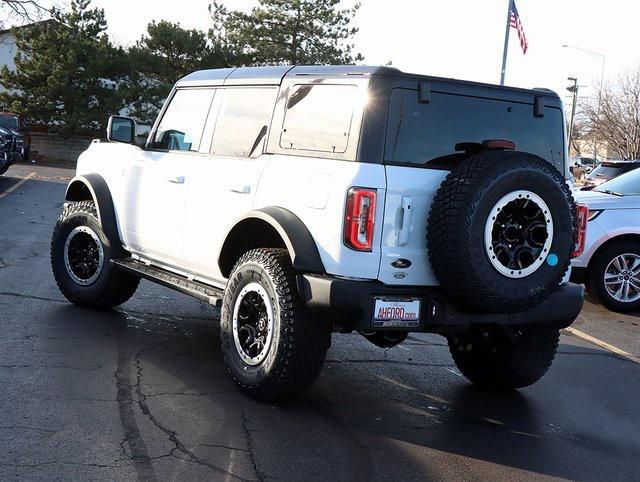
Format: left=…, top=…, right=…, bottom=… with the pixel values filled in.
left=379, top=87, right=566, bottom=285
left=182, top=86, right=278, bottom=283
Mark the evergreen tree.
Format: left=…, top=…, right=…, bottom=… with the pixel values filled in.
left=0, top=0, right=128, bottom=136
left=210, top=0, right=363, bottom=66
left=126, top=20, right=242, bottom=124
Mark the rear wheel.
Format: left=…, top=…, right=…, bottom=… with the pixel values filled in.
left=589, top=240, right=640, bottom=313
left=220, top=248, right=330, bottom=401
left=448, top=328, right=560, bottom=389
left=51, top=201, right=139, bottom=308
left=0, top=165, right=7, bottom=176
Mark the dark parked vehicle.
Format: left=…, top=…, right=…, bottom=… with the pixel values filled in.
left=0, top=112, right=30, bottom=160
left=582, top=160, right=640, bottom=190
left=0, top=126, right=23, bottom=176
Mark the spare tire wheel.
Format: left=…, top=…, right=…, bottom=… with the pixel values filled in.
left=427, top=150, right=575, bottom=313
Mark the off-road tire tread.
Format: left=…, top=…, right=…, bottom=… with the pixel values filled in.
left=448, top=328, right=560, bottom=389
left=51, top=200, right=139, bottom=309
left=222, top=248, right=329, bottom=401
left=427, top=151, right=575, bottom=313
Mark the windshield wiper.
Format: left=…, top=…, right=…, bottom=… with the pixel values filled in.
left=596, top=189, right=623, bottom=197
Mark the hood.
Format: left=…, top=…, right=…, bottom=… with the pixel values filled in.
left=574, top=190, right=640, bottom=210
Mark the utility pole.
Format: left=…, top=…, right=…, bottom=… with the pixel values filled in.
left=562, top=45, right=606, bottom=159
left=500, top=0, right=513, bottom=85
left=567, top=77, right=579, bottom=153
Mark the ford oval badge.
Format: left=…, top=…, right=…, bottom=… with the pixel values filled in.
left=391, top=258, right=412, bottom=269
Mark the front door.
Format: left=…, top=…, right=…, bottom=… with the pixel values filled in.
left=122, top=87, right=216, bottom=268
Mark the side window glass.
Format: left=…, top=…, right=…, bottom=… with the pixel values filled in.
left=211, top=87, right=277, bottom=158
left=150, top=88, right=214, bottom=152
left=280, top=84, right=356, bottom=154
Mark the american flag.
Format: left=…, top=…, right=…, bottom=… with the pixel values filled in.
left=510, top=1, right=528, bottom=54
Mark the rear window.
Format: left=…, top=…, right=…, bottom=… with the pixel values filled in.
left=384, top=88, right=565, bottom=172
left=587, top=164, right=624, bottom=179
left=0, top=116, right=18, bottom=129
left=280, top=84, right=356, bottom=154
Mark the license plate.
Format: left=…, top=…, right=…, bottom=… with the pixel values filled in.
left=373, top=297, right=421, bottom=328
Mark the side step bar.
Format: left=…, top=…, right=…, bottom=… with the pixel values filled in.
left=112, top=258, right=223, bottom=306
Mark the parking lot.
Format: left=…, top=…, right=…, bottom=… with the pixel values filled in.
left=1, top=162, right=639, bottom=481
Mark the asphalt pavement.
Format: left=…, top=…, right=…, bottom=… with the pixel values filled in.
left=1, top=162, right=639, bottom=481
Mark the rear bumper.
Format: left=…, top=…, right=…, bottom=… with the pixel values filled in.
left=570, top=267, right=588, bottom=285
left=297, top=274, right=584, bottom=333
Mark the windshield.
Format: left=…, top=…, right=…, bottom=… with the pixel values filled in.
left=594, top=168, right=640, bottom=196
left=0, top=116, right=18, bottom=129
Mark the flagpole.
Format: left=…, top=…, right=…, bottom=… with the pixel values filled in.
left=500, top=0, right=513, bottom=85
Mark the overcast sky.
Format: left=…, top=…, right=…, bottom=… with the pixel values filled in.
left=89, top=0, right=635, bottom=104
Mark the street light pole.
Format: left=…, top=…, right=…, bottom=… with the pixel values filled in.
left=562, top=45, right=606, bottom=160
left=567, top=77, right=578, bottom=154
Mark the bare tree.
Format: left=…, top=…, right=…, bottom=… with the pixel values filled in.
left=0, top=0, right=53, bottom=27
left=582, top=66, right=640, bottom=160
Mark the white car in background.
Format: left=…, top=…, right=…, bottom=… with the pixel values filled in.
left=572, top=168, right=640, bottom=312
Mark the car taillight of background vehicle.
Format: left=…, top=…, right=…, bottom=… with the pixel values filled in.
left=344, top=187, right=376, bottom=251
left=571, top=204, right=589, bottom=258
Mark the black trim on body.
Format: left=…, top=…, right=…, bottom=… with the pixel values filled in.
left=298, top=273, right=584, bottom=334
left=64, top=174, right=124, bottom=255
left=218, top=207, right=326, bottom=278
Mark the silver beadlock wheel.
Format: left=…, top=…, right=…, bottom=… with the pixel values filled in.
left=603, top=253, right=640, bottom=303
left=484, top=190, right=554, bottom=279
left=232, top=282, right=275, bottom=366
left=63, top=226, right=104, bottom=286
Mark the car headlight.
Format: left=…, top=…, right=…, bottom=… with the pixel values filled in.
left=588, top=210, right=603, bottom=221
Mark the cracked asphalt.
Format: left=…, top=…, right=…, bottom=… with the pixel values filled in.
left=1, top=163, right=640, bottom=481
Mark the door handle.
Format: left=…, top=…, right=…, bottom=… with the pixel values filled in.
left=168, top=175, right=185, bottom=184
left=230, top=185, right=251, bottom=194
left=398, top=197, right=413, bottom=246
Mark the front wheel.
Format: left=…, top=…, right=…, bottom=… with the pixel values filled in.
left=447, top=328, right=560, bottom=389
left=51, top=201, right=139, bottom=309
left=220, top=248, right=330, bottom=401
left=589, top=240, right=640, bottom=313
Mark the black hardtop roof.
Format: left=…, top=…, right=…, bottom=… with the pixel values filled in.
left=176, top=65, right=560, bottom=99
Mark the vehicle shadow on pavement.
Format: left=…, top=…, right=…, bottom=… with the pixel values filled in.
left=29, top=303, right=640, bottom=481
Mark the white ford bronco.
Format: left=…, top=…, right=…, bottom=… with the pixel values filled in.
left=51, top=66, right=587, bottom=401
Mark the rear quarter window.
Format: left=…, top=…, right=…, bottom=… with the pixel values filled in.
left=280, top=84, right=356, bottom=154
left=384, top=88, right=565, bottom=172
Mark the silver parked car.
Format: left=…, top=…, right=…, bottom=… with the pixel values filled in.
left=572, top=168, right=640, bottom=312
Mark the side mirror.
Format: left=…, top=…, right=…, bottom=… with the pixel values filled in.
left=107, top=116, right=136, bottom=144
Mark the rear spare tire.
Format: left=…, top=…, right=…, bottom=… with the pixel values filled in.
left=427, top=150, right=574, bottom=313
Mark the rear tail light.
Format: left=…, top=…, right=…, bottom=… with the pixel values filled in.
left=344, top=187, right=377, bottom=251
left=571, top=204, right=589, bottom=258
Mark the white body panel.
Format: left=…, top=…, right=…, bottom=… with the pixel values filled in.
left=255, top=154, right=386, bottom=280
left=121, top=150, right=188, bottom=267
left=182, top=153, right=266, bottom=283
left=571, top=191, right=640, bottom=269
left=75, top=143, right=387, bottom=283
left=378, top=166, right=448, bottom=285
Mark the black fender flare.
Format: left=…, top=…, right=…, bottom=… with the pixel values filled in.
left=65, top=174, right=124, bottom=253
left=219, top=207, right=326, bottom=277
